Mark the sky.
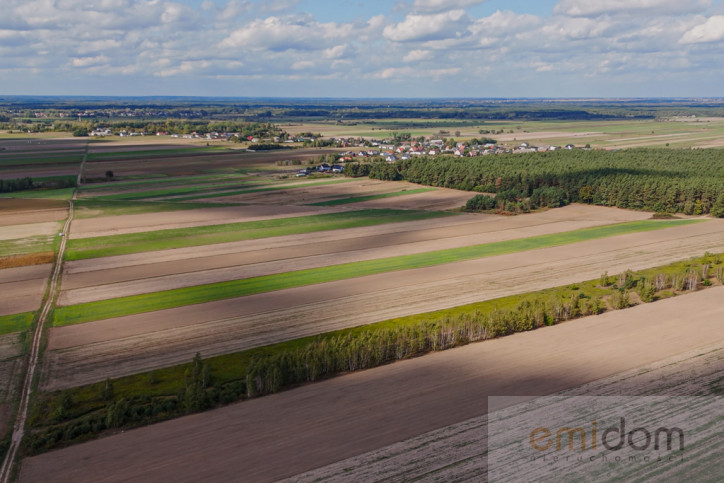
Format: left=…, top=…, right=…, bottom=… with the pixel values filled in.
left=2, top=0, right=724, bottom=98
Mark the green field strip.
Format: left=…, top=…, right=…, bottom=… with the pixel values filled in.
left=53, top=219, right=701, bottom=327
left=165, top=178, right=356, bottom=202
left=73, top=200, right=244, bottom=218
left=65, top=209, right=454, bottom=260
left=307, top=187, right=437, bottom=206
left=0, top=312, right=34, bottom=336
left=85, top=147, right=231, bottom=161
left=0, top=188, right=75, bottom=200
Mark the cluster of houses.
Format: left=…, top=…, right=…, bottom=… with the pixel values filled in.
left=332, top=139, right=581, bottom=162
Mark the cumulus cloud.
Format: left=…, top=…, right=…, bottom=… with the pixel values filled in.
left=412, top=0, right=485, bottom=13
left=403, top=49, right=433, bottom=62
left=555, top=0, right=712, bottom=17
left=680, top=15, right=724, bottom=43
left=219, top=16, right=343, bottom=51
left=383, top=9, right=471, bottom=42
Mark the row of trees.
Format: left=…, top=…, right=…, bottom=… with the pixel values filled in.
left=0, top=176, right=75, bottom=193
left=29, top=256, right=723, bottom=453
left=369, top=149, right=724, bottom=216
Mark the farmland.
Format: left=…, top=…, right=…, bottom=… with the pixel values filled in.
left=0, top=113, right=723, bottom=482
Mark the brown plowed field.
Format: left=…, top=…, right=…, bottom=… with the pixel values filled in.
left=289, top=342, right=724, bottom=482
left=81, top=148, right=333, bottom=178
left=42, top=219, right=724, bottom=390
left=0, top=264, right=51, bottom=316
left=0, top=199, right=67, bottom=226
left=58, top=206, right=651, bottom=305
left=22, top=287, right=724, bottom=483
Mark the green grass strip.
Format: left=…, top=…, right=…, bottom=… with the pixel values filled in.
left=65, top=209, right=454, bottom=260
left=53, top=219, right=701, bottom=327
left=166, top=178, right=356, bottom=202
left=0, top=312, right=34, bottom=336
left=1, top=188, right=75, bottom=200
left=307, top=187, right=437, bottom=206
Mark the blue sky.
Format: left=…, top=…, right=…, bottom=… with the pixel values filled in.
left=2, top=0, right=724, bottom=98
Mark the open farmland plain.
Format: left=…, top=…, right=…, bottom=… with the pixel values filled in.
left=19, top=287, right=724, bottom=482
left=1, top=134, right=723, bottom=482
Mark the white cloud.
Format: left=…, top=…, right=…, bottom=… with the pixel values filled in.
left=555, top=0, right=712, bottom=17
left=412, top=0, right=485, bottom=13
left=403, top=49, right=433, bottom=62
left=383, top=10, right=471, bottom=42
left=219, top=16, right=343, bottom=51
left=680, top=15, right=724, bottom=43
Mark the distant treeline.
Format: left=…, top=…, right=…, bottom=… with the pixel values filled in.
left=0, top=176, right=75, bottom=193
left=358, top=149, right=724, bottom=216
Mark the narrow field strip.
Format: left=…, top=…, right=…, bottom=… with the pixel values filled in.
left=0, top=312, right=34, bottom=336
left=52, top=219, right=700, bottom=326
left=87, top=180, right=268, bottom=201
left=78, top=174, right=262, bottom=192
left=85, top=147, right=230, bottom=161
left=73, top=200, right=243, bottom=219
left=165, top=178, right=356, bottom=202
left=307, top=188, right=437, bottom=206
left=65, top=209, right=454, bottom=260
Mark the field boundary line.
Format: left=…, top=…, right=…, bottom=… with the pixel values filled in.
left=0, top=146, right=85, bottom=483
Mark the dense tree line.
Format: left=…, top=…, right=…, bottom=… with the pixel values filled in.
left=27, top=256, right=724, bottom=453
left=372, top=149, right=724, bottom=216
left=0, top=176, right=75, bottom=193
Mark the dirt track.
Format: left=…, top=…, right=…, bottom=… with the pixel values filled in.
left=42, top=218, right=724, bottom=390
left=22, top=287, right=724, bottom=483
left=59, top=205, right=649, bottom=304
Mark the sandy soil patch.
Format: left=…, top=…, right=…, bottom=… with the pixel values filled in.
left=23, top=287, right=724, bottom=483
left=42, top=219, right=724, bottom=389
left=69, top=204, right=338, bottom=239
left=289, top=343, right=724, bottom=482
left=58, top=206, right=651, bottom=304
left=0, top=222, right=61, bottom=241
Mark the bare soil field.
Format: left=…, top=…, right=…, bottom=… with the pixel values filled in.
left=0, top=222, right=60, bottom=241
left=42, top=219, right=724, bottom=390
left=69, top=204, right=338, bottom=239
left=0, top=264, right=51, bottom=316
left=22, top=287, right=724, bottom=483
left=58, top=205, right=651, bottom=304
left=288, top=342, right=724, bottom=482
left=81, top=148, right=331, bottom=179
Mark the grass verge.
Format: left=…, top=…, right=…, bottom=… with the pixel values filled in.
left=54, top=219, right=701, bottom=326
left=65, top=208, right=451, bottom=260
left=0, top=312, right=34, bottom=336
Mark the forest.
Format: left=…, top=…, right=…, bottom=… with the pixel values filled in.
left=363, top=149, right=724, bottom=216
